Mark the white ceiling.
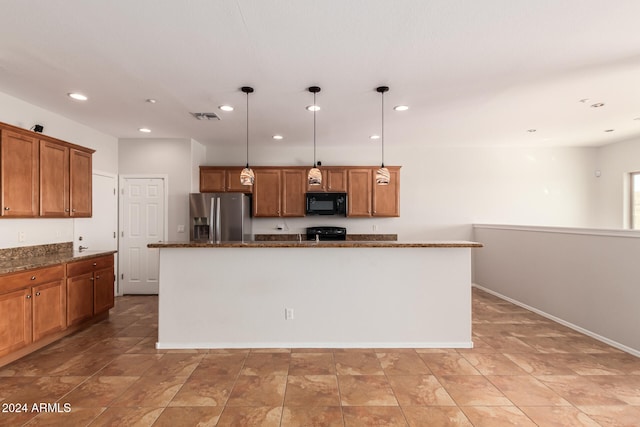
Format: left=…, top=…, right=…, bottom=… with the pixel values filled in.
left=1, top=0, right=640, bottom=150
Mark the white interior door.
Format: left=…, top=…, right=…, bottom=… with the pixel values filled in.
left=74, top=171, right=118, bottom=289
left=120, top=177, right=166, bottom=295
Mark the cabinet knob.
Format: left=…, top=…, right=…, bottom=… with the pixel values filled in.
left=26, top=294, right=32, bottom=299
left=31, top=276, right=36, bottom=280
left=72, top=209, right=76, bottom=212
left=93, top=262, right=97, bottom=266
left=90, top=277, right=95, bottom=281
left=3, top=207, right=9, bottom=210
left=35, top=292, right=41, bottom=296
left=96, top=275, right=100, bottom=279
left=65, top=208, right=70, bottom=212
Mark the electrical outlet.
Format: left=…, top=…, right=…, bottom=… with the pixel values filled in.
left=177, top=224, right=185, bottom=233
left=18, top=231, right=25, bottom=242
left=373, top=224, right=378, bottom=232
left=285, top=308, right=294, bottom=320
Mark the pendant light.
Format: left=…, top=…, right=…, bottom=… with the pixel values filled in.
left=240, top=86, right=255, bottom=186
left=375, top=86, right=390, bottom=185
left=307, top=86, right=322, bottom=186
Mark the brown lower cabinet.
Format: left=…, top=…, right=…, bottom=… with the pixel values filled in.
left=0, top=254, right=114, bottom=363
left=67, top=255, right=115, bottom=326
left=0, top=264, right=65, bottom=357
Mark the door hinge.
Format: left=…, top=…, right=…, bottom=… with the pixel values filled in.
left=121, top=273, right=124, bottom=280
left=121, top=231, right=124, bottom=237
left=113, top=188, right=116, bottom=195
left=113, top=231, right=116, bottom=239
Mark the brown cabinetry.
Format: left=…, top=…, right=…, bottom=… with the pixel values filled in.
left=0, top=265, right=65, bottom=357
left=70, top=149, right=92, bottom=217
left=40, top=140, right=70, bottom=216
left=200, top=164, right=400, bottom=218
left=200, top=166, right=253, bottom=193
left=347, top=167, right=400, bottom=217
left=347, top=169, right=373, bottom=217
left=253, top=169, right=282, bottom=217
left=66, top=255, right=114, bottom=326
left=0, top=129, right=39, bottom=217
left=253, top=168, right=305, bottom=217
left=306, top=167, right=348, bottom=193
left=0, top=122, right=94, bottom=219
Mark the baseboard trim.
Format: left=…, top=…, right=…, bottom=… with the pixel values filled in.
left=155, top=341, right=475, bottom=350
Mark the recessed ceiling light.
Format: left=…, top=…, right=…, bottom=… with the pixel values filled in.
left=591, top=103, right=605, bottom=108
left=604, top=129, right=614, bottom=132
left=634, top=117, right=640, bottom=121
left=306, top=105, right=320, bottom=112
left=68, top=93, right=88, bottom=101
left=273, top=135, right=284, bottom=140
left=370, top=135, right=380, bottom=140
left=579, top=98, right=590, bottom=103
left=527, top=129, right=537, bottom=133
left=138, top=128, right=151, bottom=133
left=393, top=105, right=409, bottom=111
left=145, top=98, right=157, bottom=104
left=219, top=105, right=234, bottom=112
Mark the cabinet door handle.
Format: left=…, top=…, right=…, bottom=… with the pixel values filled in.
left=92, top=262, right=97, bottom=266
left=3, top=207, right=9, bottom=210
left=26, top=294, right=32, bottom=299
left=35, top=292, right=41, bottom=297
left=90, top=277, right=95, bottom=281
left=72, top=209, right=76, bottom=212
left=96, top=275, right=100, bottom=280
left=31, top=276, right=36, bottom=280
left=65, top=208, right=70, bottom=212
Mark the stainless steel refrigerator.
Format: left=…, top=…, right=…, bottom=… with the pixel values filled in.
left=189, top=193, right=253, bottom=243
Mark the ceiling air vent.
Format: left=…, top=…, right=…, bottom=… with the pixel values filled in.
left=191, top=112, right=221, bottom=121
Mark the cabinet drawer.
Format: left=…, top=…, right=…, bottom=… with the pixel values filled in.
left=66, top=255, right=113, bottom=277
left=0, top=264, right=64, bottom=294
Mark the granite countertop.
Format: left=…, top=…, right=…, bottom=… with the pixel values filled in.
left=0, top=243, right=117, bottom=275
left=148, top=241, right=482, bottom=249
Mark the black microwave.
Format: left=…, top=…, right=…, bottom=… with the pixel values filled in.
left=306, top=193, right=347, bottom=215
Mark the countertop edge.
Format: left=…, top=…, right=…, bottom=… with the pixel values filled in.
left=0, top=250, right=118, bottom=275
left=147, top=242, right=482, bottom=249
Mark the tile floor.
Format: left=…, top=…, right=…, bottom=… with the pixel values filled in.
left=1, top=288, right=639, bottom=426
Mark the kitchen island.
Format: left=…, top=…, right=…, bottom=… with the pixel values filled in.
left=148, top=240, right=482, bottom=349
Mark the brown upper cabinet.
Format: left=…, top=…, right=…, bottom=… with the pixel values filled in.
left=69, top=149, right=92, bottom=217
left=40, top=140, right=69, bottom=217
left=253, top=168, right=306, bottom=217
left=0, top=122, right=94, bottom=218
left=306, top=167, right=348, bottom=193
left=200, top=166, right=253, bottom=193
left=200, top=165, right=400, bottom=218
left=348, top=167, right=400, bottom=217
left=1, top=129, right=39, bottom=217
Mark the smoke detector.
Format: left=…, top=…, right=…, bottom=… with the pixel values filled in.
left=191, top=112, right=221, bottom=121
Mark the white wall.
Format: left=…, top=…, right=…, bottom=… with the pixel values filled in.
left=206, top=143, right=598, bottom=240
left=0, top=91, right=118, bottom=249
left=592, top=137, right=640, bottom=228
left=190, top=139, right=207, bottom=192
left=118, top=138, right=192, bottom=242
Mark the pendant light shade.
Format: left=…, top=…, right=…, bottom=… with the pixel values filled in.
left=375, top=86, right=390, bottom=185
left=307, top=86, right=322, bottom=186
left=240, top=86, right=255, bottom=186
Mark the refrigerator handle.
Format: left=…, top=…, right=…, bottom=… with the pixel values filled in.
left=215, top=197, right=222, bottom=243
left=209, top=196, right=215, bottom=243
